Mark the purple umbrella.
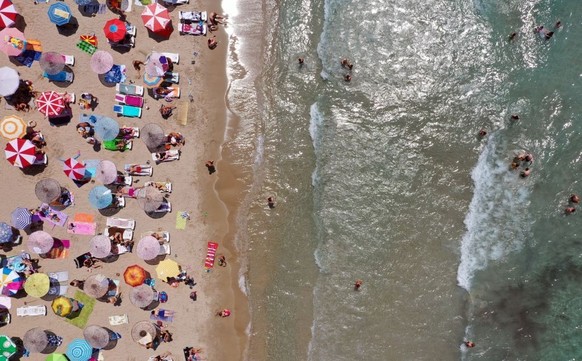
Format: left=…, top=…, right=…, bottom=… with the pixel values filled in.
left=136, top=235, right=160, bottom=260
left=27, top=231, right=54, bottom=254
left=39, top=52, right=66, bottom=75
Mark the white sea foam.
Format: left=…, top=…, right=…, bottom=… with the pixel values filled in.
left=309, top=102, right=323, bottom=187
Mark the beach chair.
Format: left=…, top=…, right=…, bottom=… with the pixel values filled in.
left=124, top=164, right=153, bottom=176
left=116, top=244, right=130, bottom=255
left=152, top=202, right=172, bottom=213
left=109, top=314, right=129, bottom=326
left=47, top=283, right=68, bottom=297
left=142, top=231, right=170, bottom=243
left=126, top=24, right=137, bottom=37
left=143, top=181, right=172, bottom=193
left=113, top=104, right=142, bottom=118
left=49, top=271, right=69, bottom=283
left=162, top=72, right=179, bottom=84
left=152, top=150, right=180, bottom=163
left=160, top=243, right=171, bottom=255
left=178, top=23, right=207, bottom=36
left=115, top=94, right=144, bottom=108
left=114, top=195, right=125, bottom=208
left=116, top=83, right=144, bottom=96
left=106, top=217, right=136, bottom=230
left=43, top=71, right=74, bottom=83
left=178, top=11, right=206, bottom=23
left=17, top=305, right=47, bottom=317
left=161, top=52, right=180, bottom=64
left=103, top=139, right=132, bottom=151
left=112, top=175, right=133, bottom=186
left=62, top=55, right=75, bottom=66
left=32, top=153, right=48, bottom=166
left=105, top=227, right=133, bottom=241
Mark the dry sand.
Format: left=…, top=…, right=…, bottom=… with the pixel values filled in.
left=0, top=1, right=247, bottom=360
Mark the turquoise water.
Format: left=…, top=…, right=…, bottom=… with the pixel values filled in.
left=223, top=0, right=582, bottom=359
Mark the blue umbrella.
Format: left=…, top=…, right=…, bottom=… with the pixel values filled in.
left=91, top=116, right=119, bottom=141
left=47, top=3, right=72, bottom=26
left=88, top=186, right=113, bottom=209
left=0, top=222, right=13, bottom=244
left=75, top=0, right=93, bottom=5
left=66, top=338, right=93, bottom=361
left=11, top=207, right=31, bottom=229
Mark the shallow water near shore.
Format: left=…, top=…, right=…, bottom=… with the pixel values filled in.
left=223, top=0, right=582, bottom=359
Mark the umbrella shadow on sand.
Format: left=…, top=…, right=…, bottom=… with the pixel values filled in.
left=146, top=25, right=174, bottom=43
left=56, top=17, right=79, bottom=37
left=14, top=15, right=26, bottom=32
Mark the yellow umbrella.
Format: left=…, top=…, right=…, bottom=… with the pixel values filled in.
left=155, top=259, right=180, bottom=280
left=51, top=296, right=72, bottom=317
left=0, top=115, right=26, bottom=139
left=23, top=273, right=50, bottom=298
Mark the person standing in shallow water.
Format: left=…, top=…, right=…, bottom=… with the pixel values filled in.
left=354, top=279, right=363, bottom=291
left=205, top=160, right=216, bottom=175
left=267, top=197, right=275, bottom=209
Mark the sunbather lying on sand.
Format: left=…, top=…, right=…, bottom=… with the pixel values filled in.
left=166, top=132, right=185, bottom=146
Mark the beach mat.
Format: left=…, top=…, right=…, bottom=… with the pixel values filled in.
left=175, top=211, right=189, bottom=230
left=204, top=242, right=218, bottom=269
left=67, top=222, right=96, bottom=235
left=176, top=100, right=189, bottom=125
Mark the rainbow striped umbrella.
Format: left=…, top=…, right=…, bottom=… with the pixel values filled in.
left=0, top=267, right=23, bottom=296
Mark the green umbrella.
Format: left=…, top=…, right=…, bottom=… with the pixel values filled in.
left=46, top=354, right=68, bottom=361
left=0, top=335, right=16, bottom=360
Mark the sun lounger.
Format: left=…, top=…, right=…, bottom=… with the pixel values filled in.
left=113, top=104, right=142, bottom=118
left=124, top=164, right=153, bottom=176
left=112, top=175, right=133, bottom=186
left=114, top=195, right=125, bottom=208
left=106, top=227, right=134, bottom=241
left=163, top=72, right=179, bottom=84
left=47, top=284, right=68, bottom=297
left=161, top=52, right=180, bottom=64
left=43, top=71, right=74, bottom=83
left=17, top=305, right=47, bottom=317
left=152, top=150, right=180, bottom=163
left=178, top=11, right=207, bottom=23
left=103, top=139, right=133, bottom=151
left=142, top=231, right=170, bottom=243
left=160, top=243, right=171, bottom=255
left=106, top=217, right=136, bottom=230
left=143, top=181, right=172, bottom=193
left=126, top=24, right=137, bottom=37
left=153, top=87, right=180, bottom=100
left=115, top=94, right=144, bottom=108
left=62, top=55, right=75, bottom=66
left=178, top=23, right=207, bottom=36
left=109, top=314, right=129, bottom=326
left=152, top=202, right=172, bottom=213
left=116, top=244, right=130, bottom=255
left=33, top=153, right=48, bottom=166
left=116, top=83, right=144, bottom=96
left=49, top=271, right=69, bottom=283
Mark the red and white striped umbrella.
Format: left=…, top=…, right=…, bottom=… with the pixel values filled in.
left=4, top=138, right=36, bottom=168
left=0, top=0, right=17, bottom=30
left=63, top=157, right=86, bottom=181
left=141, top=3, right=170, bottom=33
left=35, top=91, right=65, bottom=117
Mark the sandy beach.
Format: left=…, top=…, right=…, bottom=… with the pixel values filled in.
left=0, top=1, right=248, bottom=360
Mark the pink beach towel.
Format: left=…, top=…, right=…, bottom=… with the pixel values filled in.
left=204, top=242, right=218, bottom=269
left=67, top=221, right=96, bottom=235
left=124, top=95, right=144, bottom=108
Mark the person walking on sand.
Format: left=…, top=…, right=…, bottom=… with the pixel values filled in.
left=205, top=160, right=216, bottom=174
left=354, top=279, right=363, bottom=291
left=267, top=197, right=275, bottom=209
left=216, top=309, right=231, bottom=317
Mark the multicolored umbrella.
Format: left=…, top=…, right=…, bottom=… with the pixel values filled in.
left=11, top=207, right=31, bottom=229
left=66, top=339, right=92, bottom=361
left=136, top=235, right=160, bottom=261
left=156, top=259, right=181, bottom=280
left=103, top=18, right=126, bottom=43
left=0, top=335, right=16, bottom=360
left=0, top=66, right=19, bottom=96
left=23, top=273, right=50, bottom=298
left=35, top=178, right=62, bottom=203
left=95, top=160, right=117, bottom=184
left=89, top=235, right=111, bottom=259
left=63, top=157, right=86, bottom=181
left=83, top=325, right=109, bottom=349
left=51, top=296, right=73, bottom=317
left=23, top=327, right=49, bottom=353
left=47, top=2, right=71, bottom=26
left=0, top=222, right=13, bottom=244
left=124, top=265, right=147, bottom=287
left=88, top=185, right=113, bottom=209
left=5, top=138, right=36, bottom=168
left=129, top=284, right=156, bottom=308
left=0, top=115, right=26, bottom=140
left=0, top=267, right=22, bottom=296
left=0, top=0, right=17, bottom=29
left=0, top=28, right=25, bottom=57
left=39, top=52, right=66, bottom=75
left=141, top=3, right=170, bottom=33
left=36, top=91, right=65, bottom=117
left=90, top=50, right=114, bottom=74
left=84, top=274, right=109, bottom=298
left=142, top=72, right=163, bottom=88
left=27, top=230, right=54, bottom=254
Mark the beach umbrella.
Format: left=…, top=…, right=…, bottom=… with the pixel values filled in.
left=156, top=259, right=180, bottom=280
left=0, top=28, right=25, bottom=57
left=5, top=138, right=35, bottom=168
left=136, top=186, right=164, bottom=213
left=89, top=235, right=111, bottom=259
left=63, top=157, right=87, bottom=181
left=35, top=178, right=62, bottom=203
left=11, top=207, right=31, bottom=229
left=27, top=230, right=54, bottom=254
left=141, top=123, right=165, bottom=151
left=129, top=284, right=156, bottom=308
left=124, top=265, right=146, bottom=287
left=23, top=328, right=49, bottom=353
left=95, top=160, right=117, bottom=184
left=90, top=50, right=114, bottom=74
left=46, top=353, right=68, bottom=361
left=144, top=52, right=166, bottom=76
left=39, top=52, right=66, bottom=75
left=136, top=235, right=161, bottom=261
left=142, top=72, right=163, bottom=88
left=51, top=296, right=73, bottom=317
left=0, top=335, right=16, bottom=360
left=106, top=0, right=130, bottom=12
left=0, top=66, right=19, bottom=96
left=0, top=222, right=13, bottom=244
left=35, top=91, right=66, bottom=117
left=83, top=325, right=109, bottom=349
left=75, top=0, right=92, bottom=5
left=0, top=267, right=23, bottom=296
left=84, top=274, right=109, bottom=299
left=0, top=115, right=26, bottom=140
left=23, top=273, right=50, bottom=298
left=47, top=3, right=71, bottom=26
left=103, top=18, right=126, bottom=43
left=88, top=185, right=113, bottom=209
left=141, top=3, right=170, bottom=33
left=65, top=339, right=92, bottom=361
left=0, top=0, right=17, bottom=30
left=90, top=115, right=119, bottom=141
left=131, top=321, right=158, bottom=342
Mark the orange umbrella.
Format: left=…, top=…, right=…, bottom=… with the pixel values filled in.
left=123, top=265, right=147, bottom=287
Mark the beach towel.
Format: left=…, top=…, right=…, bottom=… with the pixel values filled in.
left=67, top=222, right=96, bottom=235
left=37, top=204, right=68, bottom=227
left=176, top=211, right=189, bottom=230
left=45, top=239, right=70, bottom=259
left=77, top=40, right=97, bottom=55
left=204, top=242, right=218, bottom=269
left=150, top=309, right=174, bottom=322
left=83, top=159, right=100, bottom=178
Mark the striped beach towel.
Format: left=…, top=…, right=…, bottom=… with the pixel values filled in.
left=204, top=242, right=218, bottom=269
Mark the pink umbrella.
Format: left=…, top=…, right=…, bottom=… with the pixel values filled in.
left=90, top=51, right=114, bottom=74
left=0, top=0, right=17, bottom=30
left=136, top=236, right=160, bottom=260
left=35, top=91, right=65, bottom=117
left=38, top=52, right=66, bottom=75
left=141, top=3, right=170, bottom=33
left=63, top=157, right=86, bottom=181
left=4, top=138, right=36, bottom=168
left=27, top=231, right=54, bottom=254
left=0, top=27, right=25, bottom=56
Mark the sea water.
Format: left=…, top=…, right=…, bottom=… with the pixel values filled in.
left=223, top=0, right=582, bottom=359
